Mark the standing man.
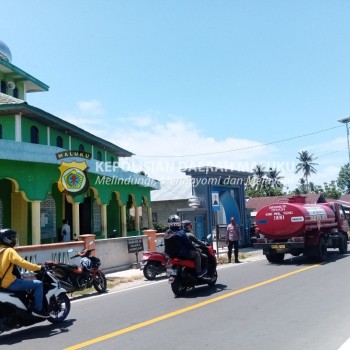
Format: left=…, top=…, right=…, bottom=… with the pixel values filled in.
left=61, top=219, right=71, bottom=242
left=226, top=217, right=242, bottom=263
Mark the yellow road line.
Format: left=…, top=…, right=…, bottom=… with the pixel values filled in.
left=64, top=264, right=319, bottom=350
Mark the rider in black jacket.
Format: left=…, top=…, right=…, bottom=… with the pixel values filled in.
left=182, top=220, right=208, bottom=273
left=164, top=215, right=207, bottom=277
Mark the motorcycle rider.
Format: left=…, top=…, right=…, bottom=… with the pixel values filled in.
left=182, top=220, right=208, bottom=272
left=164, top=215, right=207, bottom=277
left=0, top=228, right=48, bottom=318
left=78, top=248, right=92, bottom=273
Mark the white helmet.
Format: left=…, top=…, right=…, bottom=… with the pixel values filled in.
left=168, top=214, right=181, bottom=231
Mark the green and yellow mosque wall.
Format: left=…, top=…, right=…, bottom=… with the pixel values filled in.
left=0, top=39, right=159, bottom=246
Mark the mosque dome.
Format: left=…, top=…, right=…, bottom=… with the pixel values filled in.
left=0, top=40, right=12, bottom=62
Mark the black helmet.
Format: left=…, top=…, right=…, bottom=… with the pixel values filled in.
left=182, top=220, right=192, bottom=231
left=168, top=215, right=181, bottom=231
left=0, top=228, right=17, bottom=247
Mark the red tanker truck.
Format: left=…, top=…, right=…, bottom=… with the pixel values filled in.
left=253, top=195, right=349, bottom=263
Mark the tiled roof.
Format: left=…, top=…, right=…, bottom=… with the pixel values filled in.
left=329, top=195, right=350, bottom=208
left=340, top=194, right=350, bottom=203
left=0, top=92, right=24, bottom=104
left=151, top=178, right=192, bottom=201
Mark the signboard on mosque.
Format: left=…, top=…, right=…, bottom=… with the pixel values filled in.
left=212, top=191, right=220, bottom=211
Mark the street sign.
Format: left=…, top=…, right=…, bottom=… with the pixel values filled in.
left=127, top=238, right=144, bottom=253
left=212, top=191, right=220, bottom=211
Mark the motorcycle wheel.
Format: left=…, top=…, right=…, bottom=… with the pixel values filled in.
left=93, top=271, right=107, bottom=293
left=143, top=261, right=159, bottom=280
left=171, top=277, right=190, bottom=297
left=207, top=271, right=218, bottom=287
left=48, top=293, right=71, bottom=323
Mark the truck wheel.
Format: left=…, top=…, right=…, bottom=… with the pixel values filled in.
left=318, top=238, right=327, bottom=262
left=266, top=253, right=284, bottom=264
left=339, top=233, right=348, bottom=254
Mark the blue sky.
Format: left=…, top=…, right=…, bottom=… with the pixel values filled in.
left=2, top=0, right=350, bottom=190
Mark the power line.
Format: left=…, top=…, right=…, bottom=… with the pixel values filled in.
left=316, top=147, right=348, bottom=159
left=135, top=125, right=342, bottom=158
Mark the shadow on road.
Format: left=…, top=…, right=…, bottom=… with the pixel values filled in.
left=174, top=283, right=228, bottom=299
left=266, top=250, right=350, bottom=267
left=0, top=319, right=76, bottom=345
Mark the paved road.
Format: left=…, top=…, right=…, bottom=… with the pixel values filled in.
left=2, top=249, right=350, bottom=350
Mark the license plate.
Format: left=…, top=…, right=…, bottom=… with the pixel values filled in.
left=166, top=268, right=177, bottom=276
left=271, top=244, right=286, bottom=249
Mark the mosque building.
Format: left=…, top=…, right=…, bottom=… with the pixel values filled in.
left=0, top=40, right=159, bottom=245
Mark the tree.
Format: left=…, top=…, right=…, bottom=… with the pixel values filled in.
left=264, top=167, right=284, bottom=196
left=337, top=164, right=350, bottom=194
left=266, top=167, right=284, bottom=189
left=252, top=164, right=266, bottom=179
left=246, top=164, right=266, bottom=197
left=293, top=178, right=307, bottom=195
left=246, top=165, right=284, bottom=197
left=322, top=181, right=342, bottom=199
left=308, top=182, right=323, bottom=194
left=295, top=150, right=318, bottom=193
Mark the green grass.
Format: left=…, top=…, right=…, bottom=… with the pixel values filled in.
left=68, top=275, right=143, bottom=298
left=217, top=252, right=250, bottom=264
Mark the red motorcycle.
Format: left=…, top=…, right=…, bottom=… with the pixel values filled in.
left=45, top=242, right=107, bottom=294
left=140, top=244, right=170, bottom=280
left=167, top=242, right=218, bottom=297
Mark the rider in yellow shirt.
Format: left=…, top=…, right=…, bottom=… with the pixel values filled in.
left=0, top=229, right=48, bottom=318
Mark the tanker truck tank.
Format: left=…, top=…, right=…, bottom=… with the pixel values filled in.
left=253, top=196, right=348, bottom=263
left=256, top=202, right=336, bottom=240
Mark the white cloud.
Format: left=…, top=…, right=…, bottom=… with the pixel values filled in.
left=77, top=100, right=104, bottom=115
left=112, top=118, right=278, bottom=181
left=59, top=106, right=347, bottom=190
left=116, top=114, right=154, bottom=128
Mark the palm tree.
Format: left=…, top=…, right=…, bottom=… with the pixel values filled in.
left=266, top=167, right=284, bottom=189
left=295, top=150, right=318, bottom=193
left=248, top=164, right=266, bottom=193
left=294, top=178, right=307, bottom=194
left=252, top=164, right=266, bottom=179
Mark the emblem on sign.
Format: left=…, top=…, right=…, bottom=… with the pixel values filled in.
left=57, top=158, right=90, bottom=196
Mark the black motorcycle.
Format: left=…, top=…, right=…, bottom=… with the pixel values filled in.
left=45, top=242, right=107, bottom=294
left=0, top=265, right=71, bottom=334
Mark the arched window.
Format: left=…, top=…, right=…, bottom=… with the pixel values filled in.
left=30, top=126, right=39, bottom=144
left=0, top=81, right=6, bottom=93
left=110, top=156, right=115, bottom=164
left=0, top=124, right=2, bottom=139
left=56, top=136, right=63, bottom=148
left=96, top=151, right=102, bottom=161
left=79, top=144, right=84, bottom=151
left=13, top=87, right=18, bottom=98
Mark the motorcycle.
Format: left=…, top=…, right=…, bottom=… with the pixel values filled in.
left=0, top=264, right=71, bottom=334
left=167, top=242, right=218, bottom=297
left=45, top=242, right=107, bottom=294
left=140, top=244, right=170, bottom=280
